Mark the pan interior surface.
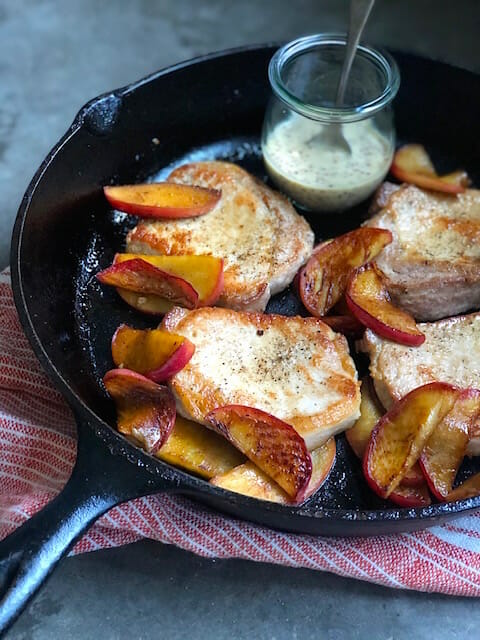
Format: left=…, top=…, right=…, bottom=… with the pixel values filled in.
left=75, top=133, right=480, bottom=517
left=13, top=47, right=480, bottom=531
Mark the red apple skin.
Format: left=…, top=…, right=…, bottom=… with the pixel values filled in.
left=419, top=388, right=480, bottom=500
left=97, top=258, right=199, bottom=309
left=401, top=463, right=425, bottom=488
left=363, top=382, right=459, bottom=500
left=201, top=264, right=224, bottom=306
left=113, top=254, right=224, bottom=309
left=388, top=482, right=431, bottom=508
left=111, top=324, right=196, bottom=383
left=390, top=164, right=465, bottom=194
left=321, top=315, right=364, bottom=337
left=346, top=292, right=425, bottom=347
left=103, top=368, right=176, bottom=453
left=302, top=438, right=336, bottom=501
left=147, top=340, right=195, bottom=383
left=104, top=183, right=221, bottom=219
left=390, top=145, right=470, bottom=195
left=206, top=405, right=312, bottom=503
left=346, top=264, right=425, bottom=347
left=299, top=228, right=393, bottom=317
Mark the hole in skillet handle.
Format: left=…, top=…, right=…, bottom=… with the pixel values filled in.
left=0, top=413, right=170, bottom=635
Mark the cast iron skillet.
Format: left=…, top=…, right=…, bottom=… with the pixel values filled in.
left=1, top=44, right=480, bottom=632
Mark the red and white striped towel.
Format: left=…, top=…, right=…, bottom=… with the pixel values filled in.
left=1, top=268, right=480, bottom=596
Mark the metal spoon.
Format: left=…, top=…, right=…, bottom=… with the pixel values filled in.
left=309, top=0, right=375, bottom=152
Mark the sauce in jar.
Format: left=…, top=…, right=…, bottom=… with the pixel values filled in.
left=263, top=114, right=392, bottom=212
left=262, top=35, right=400, bottom=213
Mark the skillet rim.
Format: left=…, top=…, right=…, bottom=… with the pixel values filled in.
left=10, top=43, right=480, bottom=529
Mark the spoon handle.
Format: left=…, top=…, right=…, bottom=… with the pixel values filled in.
left=336, top=0, right=375, bottom=106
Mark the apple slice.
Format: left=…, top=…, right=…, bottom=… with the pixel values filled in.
left=439, top=170, right=471, bottom=188
left=389, top=482, right=431, bottom=508
left=363, top=382, right=460, bottom=499
left=104, top=183, right=221, bottom=219
left=111, top=324, right=194, bottom=383
left=346, top=377, right=383, bottom=459
left=211, top=462, right=289, bottom=503
left=345, top=379, right=425, bottom=495
left=345, top=379, right=425, bottom=490
left=157, top=416, right=245, bottom=479
left=116, top=288, right=174, bottom=316
left=321, top=315, right=364, bottom=337
left=205, top=405, right=312, bottom=501
left=299, top=228, right=392, bottom=317
left=346, top=263, right=425, bottom=346
left=303, top=438, right=336, bottom=500
left=210, top=438, right=336, bottom=504
left=97, top=258, right=199, bottom=309
left=420, top=389, right=480, bottom=500
left=447, top=473, right=480, bottom=502
left=113, top=253, right=224, bottom=315
left=103, top=368, right=176, bottom=453
left=390, top=145, right=469, bottom=194
left=401, top=463, right=425, bottom=488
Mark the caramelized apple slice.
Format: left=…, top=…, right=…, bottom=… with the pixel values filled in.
left=345, top=379, right=426, bottom=489
left=346, top=263, right=425, bottom=346
left=391, top=145, right=468, bottom=194
left=299, top=228, right=392, bottom=317
left=104, top=183, right=221, bottom=218
left=391, top=144, right=436, bottom=176
left=363, top=382, right=459, bottom=499
left=439, top=170, right=471, bottom=188
left=111, top=324, right=195, bottom=383
left=346, top=377, right=383, bottom=459
left=157, top=416, right=244, bottom=478
left=420, top=389, right=480, bottom=500
left=97, top=258, right=199, bottom=309
left=211, top=463, right=289, bottom=503
left=389, top=482, right=431, bottom=508
left=303, top=438, right=336, bottom=500
left=447, top=473, right=480, bottom=502
left=103, top=368, right=176, bottom=453
left=210, top=439, right=336, bottom=504
left=321, top=315, right=364, bottom=337
left=116, top=289, right=174, bottom=316
left=113, top=253, right=224, bottom=315
left=401, top=463, right=425, bottom=488
left=206, top=405, right=312, bottom=501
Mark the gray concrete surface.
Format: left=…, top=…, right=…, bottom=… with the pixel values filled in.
left=1, top=0, right=479, bottom=267
left=6, top=540, right=480, bottom=640
left=1, top=0, right=480, bottom=638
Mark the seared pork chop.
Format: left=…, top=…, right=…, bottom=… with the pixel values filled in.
left=368, top=181, right=401, bottom=216
left=365, top=184, right=480, bottom=321
left=127, top=162, right=314, bottom=311
left=360, top=312, right=480, bottom=455
left=162, top=307, right=361, bottom=450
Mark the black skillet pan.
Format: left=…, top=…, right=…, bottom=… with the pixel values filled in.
left=1, top=44, right=480, bottom=632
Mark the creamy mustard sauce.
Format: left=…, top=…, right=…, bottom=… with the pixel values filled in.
left=263, top=114, right=392, bottom=212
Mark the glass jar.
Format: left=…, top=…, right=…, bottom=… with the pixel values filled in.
left=261, top=34, right=400, bottom=213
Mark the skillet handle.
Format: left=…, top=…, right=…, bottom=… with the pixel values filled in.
left=0, top=415, right=166, bottom=635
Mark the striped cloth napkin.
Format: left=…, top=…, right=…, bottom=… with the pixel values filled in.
left=1, top=267, right=480, bottom=597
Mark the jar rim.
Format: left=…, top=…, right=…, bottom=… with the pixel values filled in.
left=268, top=34, right=400, bottom=123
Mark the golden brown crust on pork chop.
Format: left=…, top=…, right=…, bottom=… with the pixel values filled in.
left=360, top=312, right=480, bottom=455
left=365, top=184, right=480, bottom=321
left=162, top=307, right=360, bottom=450
left=368, top=181, right=401, bottom=216
left=127, top=162, right=314, bottom=311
